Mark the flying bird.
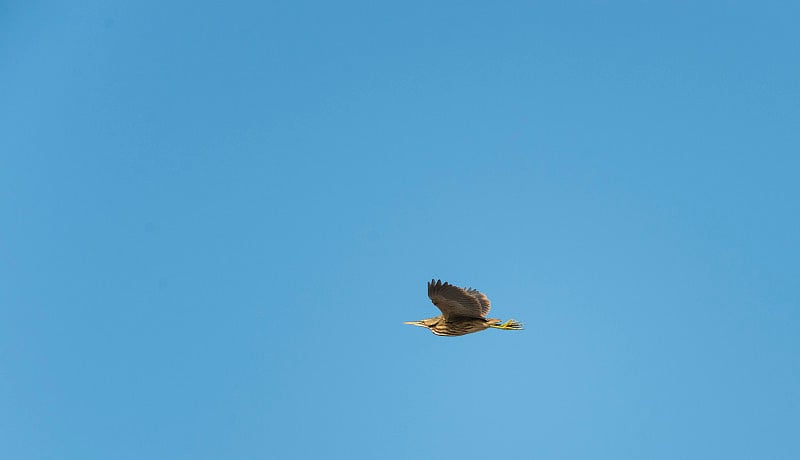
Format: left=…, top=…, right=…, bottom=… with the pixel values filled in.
left=404, top=279, right=523, bottom=336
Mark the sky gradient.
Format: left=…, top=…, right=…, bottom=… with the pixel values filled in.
left=2, top=1, right=799, bottom=459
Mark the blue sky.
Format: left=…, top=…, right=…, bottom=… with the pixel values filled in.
left=2, top=1, right=799, bottom=458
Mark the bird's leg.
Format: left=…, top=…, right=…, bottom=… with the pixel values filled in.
left=489, top=319, right=524, bottom=330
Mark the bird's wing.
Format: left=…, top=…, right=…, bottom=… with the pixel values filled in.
left=427, top=279, right=492, bottom=320
left=464, top=287, right=491, bottom=317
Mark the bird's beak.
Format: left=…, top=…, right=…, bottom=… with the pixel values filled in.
left=404, top=321, right=423, bottom=327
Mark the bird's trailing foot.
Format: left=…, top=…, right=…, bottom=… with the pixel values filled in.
left=489, top=319, right=524, bottom=330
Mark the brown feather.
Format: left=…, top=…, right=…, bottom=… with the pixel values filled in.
left=427, top=278, right=491, bottom=320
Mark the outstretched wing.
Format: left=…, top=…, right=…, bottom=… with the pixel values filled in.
left=427, top=279, right=492, bottom=320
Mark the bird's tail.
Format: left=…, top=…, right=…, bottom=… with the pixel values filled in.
left=489, top=319, right=524, bottom=331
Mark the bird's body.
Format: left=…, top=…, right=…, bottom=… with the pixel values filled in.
left=409, top=315, right=512, bottom=336
left=405, top=279, right=523, bottom=336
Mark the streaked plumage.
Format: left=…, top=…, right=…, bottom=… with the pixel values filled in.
left=405, top=279, right=523, bottom=336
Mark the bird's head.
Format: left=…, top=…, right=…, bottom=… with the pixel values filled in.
left=403, top=317, right=441, bottom=329
left=403, top=320, right=426, bottom=328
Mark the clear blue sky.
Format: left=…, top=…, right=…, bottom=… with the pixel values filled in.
left=2, top=1, right=799, bottom=459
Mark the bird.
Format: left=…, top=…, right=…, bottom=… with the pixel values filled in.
left=404, top=279, right=523, bottom=336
